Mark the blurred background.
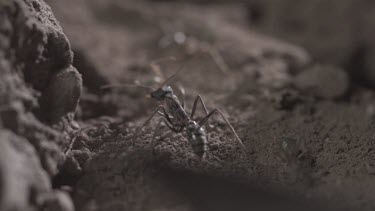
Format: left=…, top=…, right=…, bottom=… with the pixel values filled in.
left=47, top=0, right=375, bottom=88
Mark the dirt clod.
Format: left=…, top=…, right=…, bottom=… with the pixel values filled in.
left=0, top=0, right=81, bottom=210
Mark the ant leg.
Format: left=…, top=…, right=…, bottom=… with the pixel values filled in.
left=149, top=57, right=176, bottom=81
left=158, top=111, right=173, bottom=120
left=198, top=108, right=248, bottom=153
left=158, top=111, right=166, bottom=117
left=136, top=105, right=168, bottom=136
left=160, top=106, right=174, bottom=126
left=151, top=120, right=164, bottom=152
left=176, top=83, right=186, bottom=109
left=208, top=47, right=229, bottom=74
left=150, top=118, right=178, bottom=155
left=190, top=95, right=209, bottom=119
left=190, top=95, right=214, bottom=128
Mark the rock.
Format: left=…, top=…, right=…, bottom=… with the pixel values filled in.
left=67, top=149, right=93, bottom=167
left=0, top=0, right=82, bottom=126
left=0, top=130, right=50, bottom=211
left=294, top=65, right=349, bottom=99
left=0, top=0, right=81, bottom=170
left=41, top=66, right=82, bottom=124
left=0, top=0, right=82, bottom=210
left=41, top=190, right=75, bottom=211
left=7, top=0, right=74, bottom=90
left=62, top=155, right=82, bottom=178
left=56, top=149, right=92, bottom=185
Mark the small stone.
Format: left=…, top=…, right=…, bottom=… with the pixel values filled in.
left=41, top=66, right=82, bottom=124
left=63, top=154, right=82, bottom=177
left=72, top=136, right=89, bottom=150
left=42, top=190, right=74, bottom=211
left=68, top=149, right=92, bottom=166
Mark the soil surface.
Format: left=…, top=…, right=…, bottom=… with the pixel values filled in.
left=3, top=0, right=375, bottom=211
left=48, top=1, right=375, bottom=211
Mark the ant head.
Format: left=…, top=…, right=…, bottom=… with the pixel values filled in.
left=150, top=86, right=173, bottom=100
left=149, top=56, right=192, bottom=101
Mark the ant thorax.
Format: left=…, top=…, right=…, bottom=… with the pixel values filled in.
left=186, top=121, right=205, bottom=134
left=164, top=93, right=189, bottom=125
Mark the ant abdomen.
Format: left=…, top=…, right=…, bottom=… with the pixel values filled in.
left=191, top=138, right=208, bottom=158
left=186, top=122, right=208, bottom=158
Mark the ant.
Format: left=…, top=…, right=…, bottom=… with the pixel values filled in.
left=104, top=57, right=248, bottom=158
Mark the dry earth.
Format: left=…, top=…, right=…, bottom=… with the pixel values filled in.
left=2, top=0, right=375, bottom=211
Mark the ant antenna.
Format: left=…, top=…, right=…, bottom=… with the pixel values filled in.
left=150, top=56, right=176, bottom=80
left=101, top=55, right=197, bottom=91
left=150, top=56, right=176, bottom=65
left=158, top=54, right=198, bottom=89
left=100, top=83, right=154, bottom=92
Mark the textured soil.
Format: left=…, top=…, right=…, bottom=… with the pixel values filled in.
left=3, top=0, right=375, bottom=211
left=48, top=1, right=375, bottom=211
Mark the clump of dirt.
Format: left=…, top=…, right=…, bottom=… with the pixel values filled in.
left=0, top=0, right=81, bottom=210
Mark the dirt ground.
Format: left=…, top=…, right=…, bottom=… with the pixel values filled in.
left=26, top=0, right=375, bottom=210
